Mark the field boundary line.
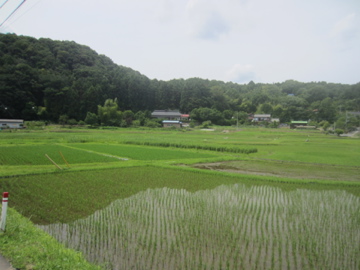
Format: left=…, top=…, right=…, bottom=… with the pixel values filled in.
left=56, top=144, right=129, bottom=161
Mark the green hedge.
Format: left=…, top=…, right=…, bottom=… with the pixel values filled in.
left=124, top=141, right=258, bottom=154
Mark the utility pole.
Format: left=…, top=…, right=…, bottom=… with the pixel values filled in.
left=345, top=111, right=348, bottom=132
left=237, top=111, right=239, bottom=130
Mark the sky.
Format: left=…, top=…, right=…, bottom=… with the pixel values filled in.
left=0, top=0, right=359, bottom=84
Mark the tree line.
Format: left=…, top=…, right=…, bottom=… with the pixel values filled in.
left=0, top=33, right=359, bottom=130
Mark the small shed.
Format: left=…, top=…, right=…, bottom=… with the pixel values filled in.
left=0, top=119, right=24, bottom=129
left=162, top=120, right=182, bottom=128
left=290, top=121, right=308, bottom=129
left=252, top=114, right=272, bottom=122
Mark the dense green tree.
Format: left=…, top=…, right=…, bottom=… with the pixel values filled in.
left=123, top=110, right=134, bottom=127
left=84, top=112, right=99, bottom=126
left=190, top=107, right=224, bottom=125
left=279, top=80, right=304, bottom=95
left=301, top=85, right=329, bottom=103
left=239, top=101, right=256, bottom=113
left=259, top=103, right=273, bottom=114
left=317, top=98, right=336, bottom=123
left=180, top=78, right=212, bottom=113
left=97, top=98, right=122, bottom=126
left=58, top=114, right=69, bottom=126
left=272, top=105, right=284, bottom=118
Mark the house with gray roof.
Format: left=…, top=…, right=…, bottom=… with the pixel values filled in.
left=0, top=119, right=24, bottom=129
left=151, top=110, right=182, bottom=120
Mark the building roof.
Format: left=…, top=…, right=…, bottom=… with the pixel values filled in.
left=151, top=110, right=181, bottom=117
left=0, top=119, right=24, bottom=123
left=254, top=114, right=271, bottom=118
left=162, top=120, right=182, bottom=124
left=291, top=121, right=308, bottom=124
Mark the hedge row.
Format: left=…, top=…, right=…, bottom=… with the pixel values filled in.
left=123, top=141, right=258, bottom=154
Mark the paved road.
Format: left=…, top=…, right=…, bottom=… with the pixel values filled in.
left=0, top=254, right=14, bottom=270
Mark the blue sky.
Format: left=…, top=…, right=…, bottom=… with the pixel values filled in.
left=1, top=0, right=359, bottom=84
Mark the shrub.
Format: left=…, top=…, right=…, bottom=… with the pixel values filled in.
left=67, top=119, right=78, bottom=126
left=144, top=119, right=161, bottom=128
left=201, top=120, right=212, bottom=128
left=335, top=129, right=344, bottom=136
left=24, top=121, right=46, bottom=130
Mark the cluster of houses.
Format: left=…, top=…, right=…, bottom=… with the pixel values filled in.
left=10, top=110, right=359, bottom=129
left=150, top=110, right=315, bottom=129
left=151, top=111, right=283, bottom=128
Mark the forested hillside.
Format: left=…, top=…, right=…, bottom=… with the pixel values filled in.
left=0, top=33, right=359, bottom=126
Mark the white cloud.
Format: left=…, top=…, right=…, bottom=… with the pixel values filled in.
left=186, top=0, right=247, bottom=40
left=330, top=13, right=357, bottom=39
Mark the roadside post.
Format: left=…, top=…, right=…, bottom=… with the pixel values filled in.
left=0, top=192, right=9, bottom=232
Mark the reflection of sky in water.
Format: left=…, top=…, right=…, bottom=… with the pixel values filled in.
left=39, top=185, right=360, bottom=270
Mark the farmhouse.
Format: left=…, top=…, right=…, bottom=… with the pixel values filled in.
left=251, top=115, right=280, bottom=125
left=252, top=114, right=272, bottom=123
left=0, top=119, right=24, bottom=129
left=151, top=110, right=181, bottom=120
left=162, top=120, right=182, bottom=128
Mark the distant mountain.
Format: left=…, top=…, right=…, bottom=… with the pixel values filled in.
left=0, top=33, right=359, bottom=123
left=0, top=33, right=154, bottom=120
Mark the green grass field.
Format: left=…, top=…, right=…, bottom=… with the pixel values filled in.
left=0, top=126, right=359, bottom=269
left=69, top=143, right=217, bottom=160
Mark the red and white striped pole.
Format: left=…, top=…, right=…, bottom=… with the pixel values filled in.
left=0, top=192, right=9, bottom=232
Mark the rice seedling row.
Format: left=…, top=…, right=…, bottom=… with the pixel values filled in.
left=38, top=185, right=360, bottom=270
left=0, top=144, right=118, bottom=166
left=1, top=166, right=359, bottom=225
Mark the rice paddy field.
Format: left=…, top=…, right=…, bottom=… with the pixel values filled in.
left=0, top=126, right=359, bottom=269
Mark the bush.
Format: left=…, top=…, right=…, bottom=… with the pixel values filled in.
left=335, top=129, right=344, bottom=136
left=67, top=119, right=78, bottom=126
left=24, top=121, right=46, bottom=130
left=144, top=119, right=161, bottom=128
left=201, top=120, right=212, bottom=128
left=131, top=120, right=141, bottom=127
left=85, top=112, right=99, bottom=126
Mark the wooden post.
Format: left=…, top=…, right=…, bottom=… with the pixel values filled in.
left=1, top=192, right=9, bottom=232
left=45, top=154, right=63, bottom=170
left=59, top=151, right=71, bottom=168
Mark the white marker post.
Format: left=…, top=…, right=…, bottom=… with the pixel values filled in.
left=0, top=192, right=9, bottom=232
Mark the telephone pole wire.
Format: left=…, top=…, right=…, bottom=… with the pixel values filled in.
left=0, top=0, right=27, bottom=28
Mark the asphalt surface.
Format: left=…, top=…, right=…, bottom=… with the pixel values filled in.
left=0, top=254, right=14, bottom=270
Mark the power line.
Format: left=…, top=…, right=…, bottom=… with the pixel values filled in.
left=0, top=0, right=11, bottom=9
left=3, top=0, right=42, bottom=27
left=0, top=0, right=26, bottom=28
